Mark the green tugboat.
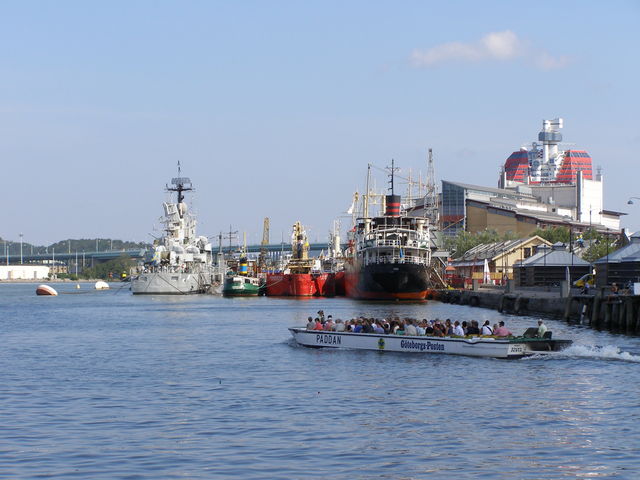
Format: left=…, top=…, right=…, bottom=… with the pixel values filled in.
left=222, top=241, right=262, bottom=296
left=222, top=273, right=261, bottom=296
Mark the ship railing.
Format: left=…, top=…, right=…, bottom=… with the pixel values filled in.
left=134, top=264, right=192, bottom=274
left=360, top=239, right=428, bottom=249
left=363, top=255, right=429, bottom=266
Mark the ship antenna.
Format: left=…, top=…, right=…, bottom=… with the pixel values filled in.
left=388, top=158, right=398, bottom=195
left=167, top=161, right=193, bottom=205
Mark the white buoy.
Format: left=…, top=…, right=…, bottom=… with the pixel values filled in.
left=95, top=281, right=110, bottom=290
left=36, top=284, right=58, bottom=296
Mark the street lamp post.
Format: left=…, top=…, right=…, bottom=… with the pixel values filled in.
left=605, top=229, right=610, bottom=286
left=19, top=233, right=23, bottom=264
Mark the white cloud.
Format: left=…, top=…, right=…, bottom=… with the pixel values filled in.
left=411, top=30, right=568, bottom=70
left=534, top=51, right=570, bottom=70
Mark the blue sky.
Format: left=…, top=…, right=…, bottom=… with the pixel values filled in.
left=1, top=1, right=639, bottom=246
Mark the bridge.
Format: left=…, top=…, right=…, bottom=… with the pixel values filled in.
left=0, top=249, right=149, bottom=265
left=0, top=243, right=335, bottom=264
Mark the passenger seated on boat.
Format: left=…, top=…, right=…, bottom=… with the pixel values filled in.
left=353, top=320, right=363, bottom=333
left=371, top=321, right=385, bottom=333
left=432, top=323, right=445, bottom=337
left=536, top=320, right=547, bottom=338
left=323, top=318, right=335, bottom=331
left=314, top=318, right=324, bottom=330
left=493, top=321, right=513, bottom=337
left=335, top=319, right=346, bottom=332
left=444, top=319, right=453, bottom=335
left=415, top=321, right=426, bottom=336
left=467, top=320, right=480, bottom=335
left=481, top=321, right=493, bottom=336
left=390, top=320, right=403, bottom=335
left=306, top=317, right=315, bottom=330
left=453, top=321, right=464, bottom=337
left=404, top=320, right=418, bottom=336
left=362, top=320, right=374, bottom=334
left=381, top=319, right=391, bottom=334
left=424, top=321, right=434, bottom=335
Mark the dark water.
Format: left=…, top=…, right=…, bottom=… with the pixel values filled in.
left=1, top=282, right=639, bottom=479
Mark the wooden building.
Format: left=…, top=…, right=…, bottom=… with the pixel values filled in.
left=450, top=236, right=551, bottom=287
left=593, top=232, right=640, bottom=288
left=514, top=243, right=591, bottom=287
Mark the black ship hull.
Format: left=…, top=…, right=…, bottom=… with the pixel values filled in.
left=344, top=260, right=430, bottom=300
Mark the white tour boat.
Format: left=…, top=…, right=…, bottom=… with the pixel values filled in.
left=289, top=328, right=572, bottom=359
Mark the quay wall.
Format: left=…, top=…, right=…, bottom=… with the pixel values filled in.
left=436, top=287, right=640, bottom=335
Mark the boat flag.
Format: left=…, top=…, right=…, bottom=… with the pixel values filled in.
left=346, top=199, right=355, bottom=215
left=483, top=258, right=491, bottom=284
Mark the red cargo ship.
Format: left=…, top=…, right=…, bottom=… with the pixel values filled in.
left=265, top=220, right=346, bottom=297
left=265, top=221, right=321, bottom=297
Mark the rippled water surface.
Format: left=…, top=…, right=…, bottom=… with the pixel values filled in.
left=2, top=282, right=640, bottom=479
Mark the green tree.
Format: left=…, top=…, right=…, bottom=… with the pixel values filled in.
left=447, top=229, right=519, bottom=257
left=531, top=226, right=570, bottom=244
left=80, top=255, right=136, bottom=280
left=582, top=234, right=619, bottom=263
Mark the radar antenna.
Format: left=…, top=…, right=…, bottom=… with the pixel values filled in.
left=167, top=161, right=194, bottom=204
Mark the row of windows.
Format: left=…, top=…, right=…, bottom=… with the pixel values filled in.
left=565, top=152, right=591, bottom=158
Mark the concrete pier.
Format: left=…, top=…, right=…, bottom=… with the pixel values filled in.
left=437, top=287, right=640, bottom=335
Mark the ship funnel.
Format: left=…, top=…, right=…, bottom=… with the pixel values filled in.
left=385, top=194, right=401, bottom=216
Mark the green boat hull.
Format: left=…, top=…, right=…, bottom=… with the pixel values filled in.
left=223, top=276, right=261, bottom=296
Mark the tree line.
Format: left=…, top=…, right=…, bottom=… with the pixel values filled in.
left=0, top=238, right=149, bottom=256
left=446, top=226, right=620, bottom=264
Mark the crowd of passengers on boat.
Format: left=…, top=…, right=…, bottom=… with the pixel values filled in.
left=304, top=310, right=541, bottom=338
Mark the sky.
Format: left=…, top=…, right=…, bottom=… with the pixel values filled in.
left=1, top=0, right=639, bottom=247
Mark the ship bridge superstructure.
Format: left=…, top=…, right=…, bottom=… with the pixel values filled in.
left=355, top=213, right=431, bottom=268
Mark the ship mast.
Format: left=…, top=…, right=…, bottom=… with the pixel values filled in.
left=167, top=161, right=194, bottom=208
left=385, top=159, right=401, bottom=217
left=388, top=158, right=396, bottom=196
left=364, top=164, right=371, bottom=219
left=424, top=148, right=439, bottom=225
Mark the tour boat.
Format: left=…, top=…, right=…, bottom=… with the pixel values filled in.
left=289, top=328, right=572, bottom=359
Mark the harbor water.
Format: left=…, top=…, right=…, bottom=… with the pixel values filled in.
left=2, top=283, right=639, bottom=479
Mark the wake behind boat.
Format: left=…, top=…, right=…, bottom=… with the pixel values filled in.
left=289, top=327, right=572, bottom=360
